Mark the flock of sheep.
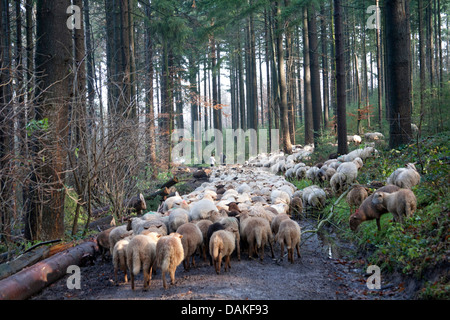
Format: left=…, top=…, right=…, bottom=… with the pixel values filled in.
left=95, top=131, right=421, bottom=291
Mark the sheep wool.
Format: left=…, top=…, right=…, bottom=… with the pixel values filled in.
left=372, top=189, right=417, bottom=224
left=156, top=232, right=184, bottom=289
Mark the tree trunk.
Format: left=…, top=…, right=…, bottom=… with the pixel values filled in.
left=385, top=0, right=412, bottom=148
left=334, top=0, right=348, bottom=156
left=144, top=0, right=157, bottom=178
left=308, top=6, right=323, bottom=145
left=275, top=1, right=292, bottom=154
left=302, top=7, right=314, bottom=145
left=26, top=0, right=73, bottom=241
left=376, top=0, right=383, bottom=130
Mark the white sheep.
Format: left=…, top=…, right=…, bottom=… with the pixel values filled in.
left=109, top=225, right=133, bottom=255
left=126, top=232, right=161, bottom=290
left=364, top=132, right=384, bottom=141
left=270, top=189, right=291, bottom=205
left=189, top=198, right=218, bottom=221
left=302, top=185, right=326, bottom=209
left=387, top=163, right=421, bottom=189
left=112, top=237, right=130, bottom=284
left=167, top=208, right=190, bottom=233
left=371, top=188, right=417, bottom=224
left=347, top=135, right=362, bottom=145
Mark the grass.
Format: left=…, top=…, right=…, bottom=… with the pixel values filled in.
left=290, top=131, right=450, bottom=299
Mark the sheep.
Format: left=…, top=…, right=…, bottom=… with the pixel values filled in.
left=195, top=219, right=213, bottom=262
left=219, top=217, right=241, bottom=261
left=387, top=163, right=421, bottom=189
left=238, top=212, right=274, bottom=261
left=189, top=198, right=218, bottom=221
left=209, top=229, right=237, bottom=274
left=176, top=222, right=203, bottom=271
left=338, top=147, right=378, bottom=162
left=331, top=157, right=363, bottom=194
left=276, top=219, right=301, bottom=263
left=130, top=217, right=168, bottom=236
left=162, top=193, right=189, bottom=213
left=295, top=166, right=309, bottom=179
left=347, top=135, right=362, bottom=145
left=112, top=237, right=130, bottom=284
left=306, top=166, right=321, bottom=183
left=346, top=185, right=369, bottom=214
left=364, top=132, right=385, bottom=141
left=96, top=227, right=115, bottom=260
left=371, top=189, right=417, bottom=224
left=168, top=208, right=190, bottom=233
left=289, top=196, right=303, bottom=217
left=349, top=185, right=400, bottom=231
left=156, top=232, right=184, bottom=289
left=271, top=213, right=291, bottom=235
left=209, top=209, right=229, bottom=223
left=302, top=185, right=327, bottom=209
left=126, top=232, right=161, bottom=290
left=109, top=225, right=133, bottom=255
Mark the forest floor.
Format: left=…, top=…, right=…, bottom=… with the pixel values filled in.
left=30, top=216, right=408, bottom=301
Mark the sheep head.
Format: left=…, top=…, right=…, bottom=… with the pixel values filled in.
left=371, top=191, right=385, bottom=205
left=349, top=209, right=365, bottom=231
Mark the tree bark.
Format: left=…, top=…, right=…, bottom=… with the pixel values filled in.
left=26, top=0, right=73, bottom=241
left=275, top=1, right=292, bottom=154
left=385, top=0, right=412, bottom=148
left=334, top=0, right=348, bottom=155
left=303, top=7, right=314, bottom=145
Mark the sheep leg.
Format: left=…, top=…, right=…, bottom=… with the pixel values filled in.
left=130, top=272, right=135, bottom=291
left=143, top=269, right=149, bottom=291
left=376, top=218, right=381, bottom=231
left=162, top=271, right=168, bottom=289
left=296, top=243, right=301, bottom=259
left=225, top=255, right=231, bottom=272
left=259, top=245, right=264, bottom=261
left=289, top=248, right=294, bottom=264
left=269, top=240, right=275, bottom=259
left=279, top=242, right=285, bottom=261
left=170, top=268, right=176, bottom=286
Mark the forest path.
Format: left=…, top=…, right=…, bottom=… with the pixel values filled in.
left=31, top=166, right=404, bottom=300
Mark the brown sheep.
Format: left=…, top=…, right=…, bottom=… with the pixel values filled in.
left=97, top=227, right=115, bottom=260
left=289, top=197, right=303, bottom=217
left=271, top=213, right=291, bottom=235
left=126, top=232, right=161, bottom=290
left=239, top=212, right=274, bottom=261
left=371, top=188, right=417, bottom=224
left=156, top=232, right=184, bottom=289
left=349, top=185, right=400, bottom=231
left=346, top=185, right=369, bottom=214
left=209, top=229, right=237, bottom=274
left=195, top=219, right=213, bottom=262
left=276, top=219, right=301, bottom=263
left=176, top=222, right=203, bottom=271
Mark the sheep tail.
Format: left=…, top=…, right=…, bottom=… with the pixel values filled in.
left=132, top=249, right=141, bottom=275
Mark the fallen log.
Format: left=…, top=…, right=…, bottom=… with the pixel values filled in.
left=0, top=241, right=97, bottom=300
left=158, top=176, right=179, bottom=189
left=144, top=187, right=169, bottom=201
left=0, top=247, right=50, bottom=281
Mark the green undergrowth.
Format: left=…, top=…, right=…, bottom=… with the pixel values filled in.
left=291, top=131, right=450, bottom=299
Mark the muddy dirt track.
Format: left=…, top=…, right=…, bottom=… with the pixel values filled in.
left=30, top=218, right=406, bottom=301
